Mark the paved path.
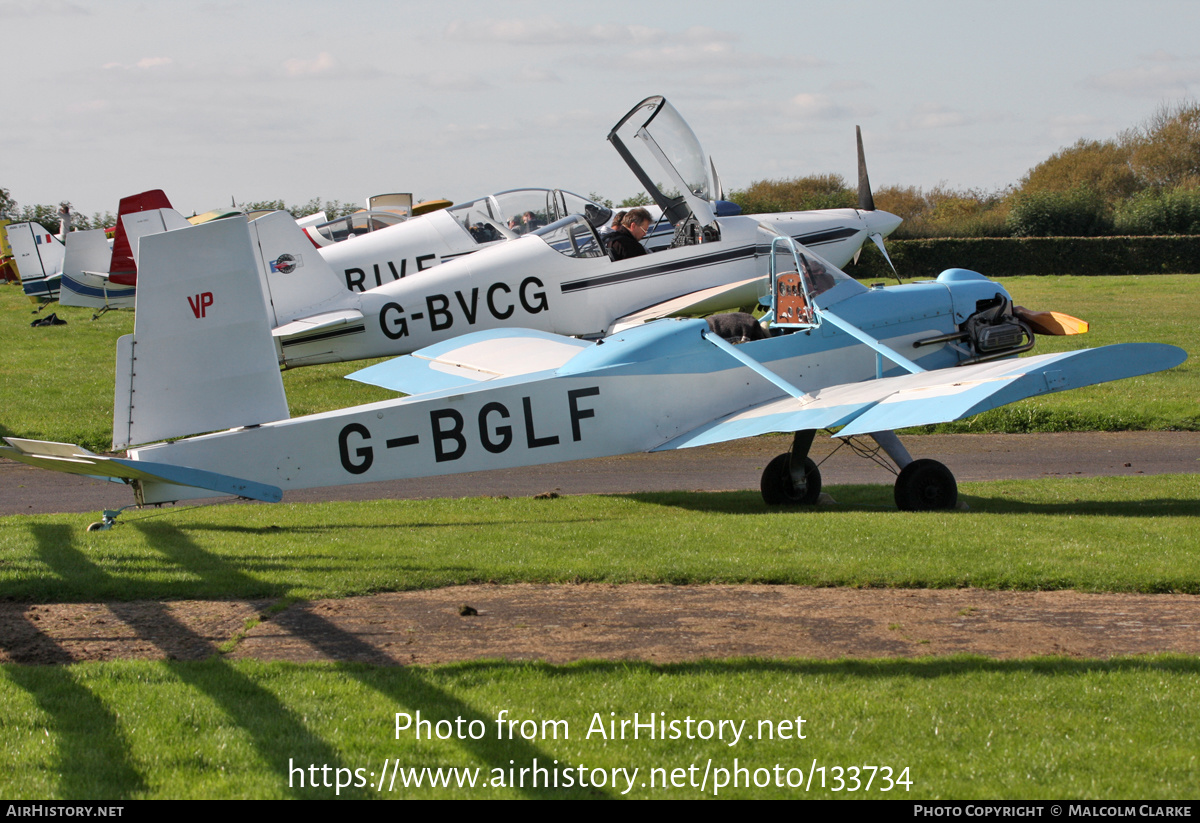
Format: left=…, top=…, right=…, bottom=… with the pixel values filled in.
left=2, top=431, right=1197, bottom=516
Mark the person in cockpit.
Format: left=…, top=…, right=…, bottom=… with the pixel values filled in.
left=607, top=207, right=651, bottom=261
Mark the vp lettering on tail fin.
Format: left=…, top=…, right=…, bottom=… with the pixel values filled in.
left=112, top=216, right=288, bottom=450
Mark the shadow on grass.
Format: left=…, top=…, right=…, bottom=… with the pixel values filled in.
left=3, top=523, right=607, bottom=798
left=617, top=486, right=1200, bottom=519
left=283, top=608, right=610, bottom=798
left=174, top=516, right=609, bottom=536
left=421, top=654, right=1200, bottom=681
left=5, top=522, right=366, bottom=798
left=4, top=524, right=379, bottom=797
left=959, top=494, right=1200, bottom=517
left=3, top=666, right=148, bottom=799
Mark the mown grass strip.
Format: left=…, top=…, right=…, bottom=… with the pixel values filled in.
left=2, top=656, right=1198, bottom=799
left=2, top=475, right=1197, bottom=602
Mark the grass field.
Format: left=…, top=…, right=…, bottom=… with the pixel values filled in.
left=1, top=276, right=1198, bottom=799
left=4, top=656, right=1199, bottom=799
left=2, top=475, right=1200, bottom=798
left=2, top=476, right=1199, bottom=601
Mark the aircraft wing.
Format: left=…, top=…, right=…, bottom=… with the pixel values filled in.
left=609, top=275, right=766, bottom=333
left=654, top=343, right=1187, bottom=450
left=0, top=438, right=282, bottom=502
left=347, top=328, right=594, bottom=394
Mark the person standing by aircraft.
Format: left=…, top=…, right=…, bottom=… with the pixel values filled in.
left=607, top=207, right=651, bottom=261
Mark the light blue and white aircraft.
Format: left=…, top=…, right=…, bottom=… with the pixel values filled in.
left=1, top=212, right=1184, bottom=526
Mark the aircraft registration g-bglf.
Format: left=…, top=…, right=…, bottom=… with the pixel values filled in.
left=249, top=96, right=901, bottom=368
left=0, top=215, right=1185, bottom=526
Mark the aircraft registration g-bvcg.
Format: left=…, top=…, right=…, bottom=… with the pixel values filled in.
left=1, top=214, right=1185, bottom=526
left=182, top=96, right=903, bottom=368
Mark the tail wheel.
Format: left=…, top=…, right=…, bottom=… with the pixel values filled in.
left=761, top=453, right=822, bottom=506
left=894, top=459, right=958, bottom=511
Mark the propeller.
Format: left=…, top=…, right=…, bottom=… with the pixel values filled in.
left=854, top=125, right=901, bottom=282
left=857, top=126, right=875, bottom=212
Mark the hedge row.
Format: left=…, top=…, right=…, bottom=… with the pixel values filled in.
left=846, top=235, right=1200, bottom=280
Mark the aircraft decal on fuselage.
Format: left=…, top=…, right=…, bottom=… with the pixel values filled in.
left=341, top=249, right=479, bottom=292
left=559, top=242, right=758, bottom=294
left=344, top=253, right=439, bottom=291
left=377, top=276, right=550, bottom=340
left=278, top=323, right=368, bottom=349
left=336, top=386, right=600, bottom=473
left=791, top=227, right=861, bottom=247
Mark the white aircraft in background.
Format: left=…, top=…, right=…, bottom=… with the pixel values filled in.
left=58, top=190, right=191, bottom=315
left=0, top=213, right=1182, bottom=529
left=301, top=192, right=461, bottom=249
left=171, top=97, right=901, bottom=368
left=6, top=211, right=68, bottom=303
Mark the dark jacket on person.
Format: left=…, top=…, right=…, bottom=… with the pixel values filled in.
left=607, top=227, right=647, bottom=262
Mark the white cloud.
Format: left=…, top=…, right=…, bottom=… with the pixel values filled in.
left=445, top=17, right=659, bottom=45
left=283, top=52, right=336, bottom=77
left=1047, top=113, right=1106, bottom=142
left=789, top=93, right=849, bottom=120
left=898, top=104, right=968, bottom=131
left=0, top=0, right=88, bottom=17
left=622, top=40, right=818, bottom=71
left=67, top=99, right=109, bottom=113
left=827, top=79, right=870, bottom=93
left=414, top=70, right=492, bottom=93
left=1085, top=61, right=1200, bottom=97
left=516, top=67, right=561, bottom=84
left=678, top=26, right=739, bottom=43
left=102, top=56, right=173, bottom=71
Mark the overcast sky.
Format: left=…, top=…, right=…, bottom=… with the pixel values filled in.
left=5, top=0, right=1200, bottom=217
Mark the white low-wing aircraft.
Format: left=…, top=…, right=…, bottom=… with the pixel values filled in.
left=7, top=219, right=66, bottom=303
left=58, top=190, right=192, bottom=314
left=240, top=97, right=903, bottom=367
left=1, top=214, right=1184, bottom=526
left=105, top=96, right=898, bottom=367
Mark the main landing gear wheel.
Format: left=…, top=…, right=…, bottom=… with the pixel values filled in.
left=761, top=453, right=822, bottom=506
left=894, top=459, right=958, bottom=511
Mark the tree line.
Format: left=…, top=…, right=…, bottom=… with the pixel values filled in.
left=0, top=191, right=361, bottom=232
left=727, top=101, right=1200, bottom=239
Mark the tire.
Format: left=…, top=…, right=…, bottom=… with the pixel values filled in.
left=894, top=459, right=958, bottom=511
left=760, top=453, right=822, bottom=506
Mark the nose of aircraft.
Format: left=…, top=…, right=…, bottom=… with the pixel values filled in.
left=863, top=208, right=903, bottom=238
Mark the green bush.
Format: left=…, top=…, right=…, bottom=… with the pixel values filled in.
left=1007, top=187, right=1113, bottom=237
left=1115, top=188, right=1200, bottom=235
left=847, top=236, right=1200, bottom=279
left=728, top=174, right=856, bottom=215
